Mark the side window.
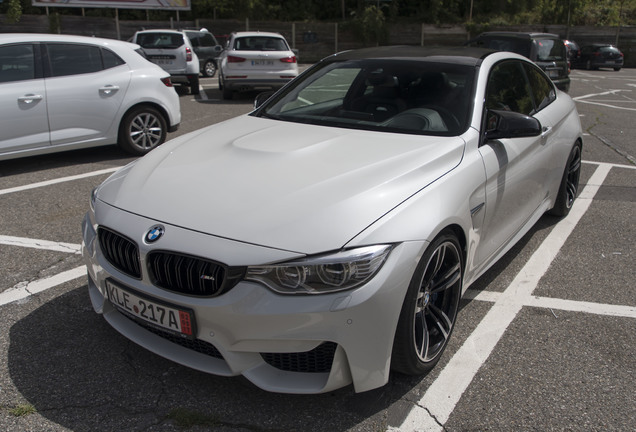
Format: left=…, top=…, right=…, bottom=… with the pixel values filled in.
left=186, top=33, right=200, bottom=47
left=200, top=34, right=218, bottom=47
left=48, top=44, right=102, bottom=77
left=485, top=61, right=534, bottom=116
left=0, top=44, right=36, bottom=83
left=101, top=48, right=125, bottom=69
left=523, top=63, right=556, bottom=113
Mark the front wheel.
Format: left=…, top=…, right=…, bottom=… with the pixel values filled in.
left=548, top=142, right=582, bottom=217
left=118, top=106, right=167, bottom=155
left=391, top=232, right=463, bottom=375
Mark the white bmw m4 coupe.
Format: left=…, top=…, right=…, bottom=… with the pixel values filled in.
left=82, top=46, right=583, bottom=394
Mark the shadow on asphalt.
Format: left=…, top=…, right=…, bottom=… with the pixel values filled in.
left=8, top=286, right=418, bottom=431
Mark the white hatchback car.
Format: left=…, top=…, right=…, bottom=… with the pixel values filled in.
left=218, top=31, right=298, bottom=99
left=0, top=33, right=181, bottom=160
left=83, top=47, right=582, bottom=394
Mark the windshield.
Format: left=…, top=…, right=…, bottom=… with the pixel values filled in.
left=254, top=59, right=475, bottom=136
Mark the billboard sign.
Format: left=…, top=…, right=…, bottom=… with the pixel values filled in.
left=32, top=0, right=191, bottom=10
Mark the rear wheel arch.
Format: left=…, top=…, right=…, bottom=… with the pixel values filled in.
left=117, top=103, right=171, bottom=155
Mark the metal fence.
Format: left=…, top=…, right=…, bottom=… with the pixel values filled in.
left=1, top=14, right=634, bottom=66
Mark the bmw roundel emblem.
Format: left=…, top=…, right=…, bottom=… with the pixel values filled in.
left=145, top=225, right=165, bottom=243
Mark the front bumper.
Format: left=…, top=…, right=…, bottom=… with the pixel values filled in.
left=82, top=203, right=425, bottom=394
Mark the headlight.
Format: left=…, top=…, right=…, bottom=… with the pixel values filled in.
left=90, top=187, right=99, bottom=212
left=245, top=245, right=392, bottom=294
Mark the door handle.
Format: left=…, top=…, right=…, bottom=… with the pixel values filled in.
left=18, top=94, right=43, bottom=104
left=541, top=126, right=553, bottom=138
left=99, top=85, right=120, bottom=95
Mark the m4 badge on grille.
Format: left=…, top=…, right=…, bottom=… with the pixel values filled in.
left=200, top=274, right=216, bottom=281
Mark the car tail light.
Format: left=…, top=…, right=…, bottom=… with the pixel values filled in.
left=228, top=55, right=246, bottom=63
left=186, top=47, right=193, bottom=62
left=280, top=56, right=297, bottom=63
left=160, top=77, right=173, bottom=87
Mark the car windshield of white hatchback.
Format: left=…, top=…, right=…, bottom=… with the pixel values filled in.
left=255, top=59, right=475, bottom=136
left=234, top=37, right=288, bottom=51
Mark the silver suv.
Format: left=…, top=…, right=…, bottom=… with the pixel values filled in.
left=132, top=29, right=200, bottom=95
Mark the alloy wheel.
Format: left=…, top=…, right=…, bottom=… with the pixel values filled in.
left=413, top=240, right=461, bottom=362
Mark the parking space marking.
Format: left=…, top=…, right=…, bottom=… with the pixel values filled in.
left=0, top=167, right=120, bottom=196
left=0, top=160, right=632, bottom=430
left=573, top=89, right=636, bottom=111
left=395, top=162, right=613, bottom=431
left=0, top=235, right=81, bottom=254
left=0, top=265, right=86, bottom=307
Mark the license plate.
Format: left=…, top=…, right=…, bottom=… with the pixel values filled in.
left=548, top=70, right=559, bottom=78
left=105, top=279, right=195, bottom=338
left=251, top=60, right=274, bottom=66
left=154, top=59, right=174, bottom=66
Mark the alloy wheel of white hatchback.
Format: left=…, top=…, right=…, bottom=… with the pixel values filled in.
left=392, top=232, right=462, bottom=375
left=118, top=106, right=167, bottom=155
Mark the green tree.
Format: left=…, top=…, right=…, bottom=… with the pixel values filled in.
left=6, top=0, right=22, bottom=23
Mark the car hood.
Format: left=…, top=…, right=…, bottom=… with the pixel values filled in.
left=97, top=116, right=465, bottom=255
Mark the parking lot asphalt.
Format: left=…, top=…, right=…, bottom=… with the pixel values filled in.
left=0, top=68, right=634, bottom=432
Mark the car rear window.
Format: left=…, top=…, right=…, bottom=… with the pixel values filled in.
left=136, top=33, right=184, bottom=49
left=599, top=46, right=620, bottom=54
left=234, top=37, right=288, bottom=51
left=535, top=39, right=564, bottom=61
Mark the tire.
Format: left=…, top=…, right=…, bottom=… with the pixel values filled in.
left=218, top=73, right=224, bottom=90
left=202, top=60, right=216, bottom=77
left=586, top=60, right=592, bottom=70
left=391, top=232, right=463, bottom=375
left=190, top=76, right=200, bottom=95
left=118, top=106, right=167, bottom=156
left=614, top=67, right=621, bottom=72
left=548, top=142, right=582, bottom=217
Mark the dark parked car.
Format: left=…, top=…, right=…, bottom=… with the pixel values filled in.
left=184, top=28, right=223, bottom=77
left=574, top=44, right=624, bottom=71
left=467, top=32, right=570, bottom=92
left=564, top=39, right=580, bottom=63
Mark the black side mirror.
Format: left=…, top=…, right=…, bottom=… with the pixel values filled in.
left=254, top=91, right=276, bottom=109
left=484, top=109, right=542, bottom=141
left=214, top=45, right=222, bottom=53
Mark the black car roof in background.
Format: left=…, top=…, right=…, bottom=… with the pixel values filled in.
left=475, top=31, right=561, bottom=40
left=323, top=45, right=496, bottom=66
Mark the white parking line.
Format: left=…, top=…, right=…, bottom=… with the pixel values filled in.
left=0, top=167, right=120, bottom=196
left=0, top=265, right=86, bottom=307
left=0, top=160, right=633, bottom=430
left=0, top=235, right=81, bottom=254
left=394, top=163, right=613, bottom=431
